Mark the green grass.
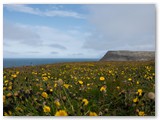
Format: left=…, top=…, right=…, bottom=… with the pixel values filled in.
left=3, top=61, right=155, bottom=116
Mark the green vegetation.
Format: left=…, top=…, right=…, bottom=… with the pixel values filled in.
left=3, top=61, right=155, bottom=116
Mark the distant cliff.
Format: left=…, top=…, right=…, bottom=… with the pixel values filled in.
left=100, top=51, right=155, bottom=61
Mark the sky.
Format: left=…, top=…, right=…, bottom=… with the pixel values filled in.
left=3, top=4, right=156, bottom=58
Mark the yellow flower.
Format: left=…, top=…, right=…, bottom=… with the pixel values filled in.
left=7, top=93, right=12, bottom=97
left=43, top=105, right=51, bottom=113
left=133, top=97, right=139, bottom=103
left=55, top=110, right=68, bottom=116
left=82, top=98, right=89, bottom=106
left=3, top=87, right=6, bottom=90
left=16, top=107, right=23, bottom=112
left=16, top=71, right=19, bottom=74
left=42, top=77, right=48, bottom=81
left=40, top=88, right=43, bottom=91
left=63, top=84, right=70, bottom=89
left=41, top=92, right=48, bottom=98
left=54, top=100, right=61, bottom=107
left=78, top=80, right=83, bottom=85
left=138, top=111, right=145, bottom=116
left=8, top=86, right=12, bottom=90
left=3, top=76, right=6, bottom=79
left=128, top=78, right=132, bottom=81
left=4, top=112, right=9, bottom=116
left=89, top=112, right=98, bottom=116
left=100, top=86, right=106, bottom=92
left=50, top=88, right=53, bottom=92
left=54, top=83, right=57, bottom=88
left=4, top=80, right=9, bottom=83
left=108, top=70, right=112, bottom=74
left=42, top=73, right=47, bottom=76
left=137, top=81, right=139, bottom=84
left=4, top=111, right=12, bottom=116
left=11, top=74, right=17, bottom=78
left=116, top=86, right=120, bottom=90
left=100, top=77, right=105, bottom=81
left=137, top=89, right=143, bottom=96
left=8, top=111, right=12, bottom=115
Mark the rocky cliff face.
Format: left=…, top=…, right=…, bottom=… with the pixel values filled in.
left=100, top=51, right=155, bottom=61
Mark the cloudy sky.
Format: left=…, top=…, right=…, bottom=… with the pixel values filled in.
left=3, top=4, right=155, bottom=58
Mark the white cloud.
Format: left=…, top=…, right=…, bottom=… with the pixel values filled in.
left=4, top=22, right=99, bottom=58
left=3, top=22, right=41, bottom=46
left=83, top=4, right=155, bottom=51
left=4, top=4, right=85, bottom=19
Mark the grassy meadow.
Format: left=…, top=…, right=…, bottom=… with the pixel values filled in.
left=3, top=61, right=155, bottom=116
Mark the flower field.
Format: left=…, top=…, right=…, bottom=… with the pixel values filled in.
left=3, top=61, right=155, bottom=116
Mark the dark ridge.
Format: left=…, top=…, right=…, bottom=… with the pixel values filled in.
left=100, top=50, right=155, bottom=61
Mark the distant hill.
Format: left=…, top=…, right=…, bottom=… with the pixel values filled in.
left=100, top=51, right=155, bottom=61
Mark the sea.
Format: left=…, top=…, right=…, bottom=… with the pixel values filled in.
left=3, top=58, right=99, bottom=68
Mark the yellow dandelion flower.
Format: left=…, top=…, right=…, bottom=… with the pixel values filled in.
left=55, top=110, right=68, bottom=116
left=100, top=77, right=105, bottom=81
left=54, top=83, right=57, bottom=88
left=11, top=74, right=17, bottom=78
left=137, top=81, right=139, bottom=85
left=89, top=112, right=98, bottom=116
left=3, top=87, right=6, bottom=90
left=54, top=100, right=61, bottom=107
left=4, top=80, right=9, bottom=83
left=8, top=86, right=12, bottom=90
left=16, top=71, right=19, bottom=74
left=50, top=88, right=53, bottom=92
left=108, top=70, right=112, bottom=74
left=16, top=107, right=23, bottom=112
left=4, top=112, right=9, bottom=116
left=87, top=83, right=90, bottom=86
left=133, top=97, right=139, bottom=103
left=100, top=86, right=106, bottom=92
left=116, top=86, right=120, bottom=90
left=7, top=93, right=12, bottom=97
left=40, top=88, right=43, bottom=91
left=3, top=76, right=6, bottom=79
left=138, top=111, right=145, bottom=116
left=128, top=78, right=132, bottom=81
left=82, top=98, right=89, bottom=106
left=78, top=80, right=83, bottom=85
left=43, top=105, right=51, bottom=113
left=42, top=73, right=47, bottom=76
left=4, top=111, right=12, bottom=116
left=8, top=111, right=12, bottom=115
left=41, top=92, right=48, bottom=98
left=42, top=77, right=48, bottom=81
left=63, top=84, right=70, bottom=89
left=137, top=89, right=143, bottom=96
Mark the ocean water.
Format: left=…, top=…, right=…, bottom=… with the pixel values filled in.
left=3, top=58, right=99, bottom=68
